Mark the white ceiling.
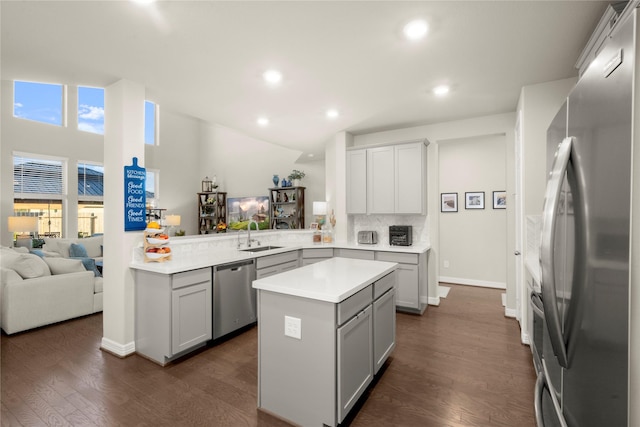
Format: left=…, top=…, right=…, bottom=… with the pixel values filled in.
left=1, top=1, right=608, bottom=159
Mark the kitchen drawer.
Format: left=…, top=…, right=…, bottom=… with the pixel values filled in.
left=172, top=267, right=211, bottom=290
left=335, top=248, right=375, bottom=260
left=256, top=259, right=299, bottom=279
left=375, top=251, right=418, bottom=265
left=373, top=271, right=397, bottom=299
left=302, top=248, right=334, bottom=259
left=256, top=251, right=299, bottom=269
left=337, top=285, right=372, bottom=326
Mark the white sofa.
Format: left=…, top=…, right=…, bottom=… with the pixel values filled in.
left=0, top=247, right=103, bottom=335
left=41, top=235, right=103, bottom=263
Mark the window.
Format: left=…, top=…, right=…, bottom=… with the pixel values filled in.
left=145, top=101, right=158, bottom=145
left=78, top=86, right=105, bottom=134
left=146, top=170, right=157, bottom=200
left=78, top=162, right=104, bottom=237
left=13, top=154, right=66, bottom=237
left=14, top=80, right=64, bottom=126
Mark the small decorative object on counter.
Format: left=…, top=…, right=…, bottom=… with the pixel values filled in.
left=322, top=222, right=333, bottom=243
left=202, top=176, right=212, bottom=192
left=313, top=230, right=322, bottom=244
left=272, top=174, right=280, bottom=187
left=281, top=177, right=287, bottom=187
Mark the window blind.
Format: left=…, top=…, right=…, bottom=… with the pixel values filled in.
left=13, top=154, right=64, bottom=196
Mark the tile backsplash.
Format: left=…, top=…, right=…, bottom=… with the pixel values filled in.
left=347, top=214, right=428, bottom=245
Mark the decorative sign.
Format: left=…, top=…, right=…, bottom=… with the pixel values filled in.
left=124, top=157, right=147, bottom=231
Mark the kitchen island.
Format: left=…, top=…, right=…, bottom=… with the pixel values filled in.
left=253, top=257, right=398, bottom=427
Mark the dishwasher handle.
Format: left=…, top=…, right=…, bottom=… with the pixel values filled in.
left=215, top=259, right=255, bottom=273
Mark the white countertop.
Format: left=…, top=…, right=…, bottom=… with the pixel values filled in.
left=129, top=238, right=429, bottom=275
left=252, top=257, right=398, bottom=303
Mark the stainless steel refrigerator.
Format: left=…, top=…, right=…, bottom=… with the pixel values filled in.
left=535, top=8, right=634, bottom=427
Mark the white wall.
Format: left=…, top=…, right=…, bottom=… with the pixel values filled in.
left=438, top=134, right=507, bottom=288
left=199, top=122, right=325, bottom=230
left=518, top=77, right=577, bottom=216
left=144, top=110, right=202, bottom=235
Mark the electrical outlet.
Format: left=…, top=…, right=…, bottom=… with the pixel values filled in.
left=443, top=260, right=450, bottom=268
left=284, top=315, right=301, bottom=340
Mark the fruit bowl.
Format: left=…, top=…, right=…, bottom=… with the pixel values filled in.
left=145, top=227, right=165, bottom=233
left=146, top=236, right=169, bottom=245
left=145, top=252, right=170, bottom=260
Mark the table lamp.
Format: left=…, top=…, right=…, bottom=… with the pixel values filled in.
left=313, top=201, right=327, bottom=228
left=8, top=216, right=39, bottom=248
left=165, top=214, right=181, bottom=236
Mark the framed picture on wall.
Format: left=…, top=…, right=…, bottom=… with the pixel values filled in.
left=493, top=191, right=507, bottom=209
left=441, top=192, right=458, bottom=212
left=465, top=192, right=485, bottom=209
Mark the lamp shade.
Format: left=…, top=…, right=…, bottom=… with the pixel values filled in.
left=313, top=201, right=328, bottom=216
left=165, top=214, right=181, bottom=227
left=8, top=216, right=38, bottom=233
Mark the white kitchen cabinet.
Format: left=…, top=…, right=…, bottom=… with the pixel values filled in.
left=256, top=251, right=300, bottom=279
left=171, top=281, right=212, bottom=355
left=346, top=140, right=428, bottom=215
left=135, top=267, right=212, bottom=365
left=394, top=263, right=419, bottom=310
left=334, top=248, right=375, bottom=260
left=395, top=142, right=427, bottom=214
left=375, top=251, right=426, bottom=313
left=337, top=304, right=373, bottom=422
left=346, top=149, right=367, bottom=214
left=301, top=248, right=334, bottom=266
left=367, top=146, right=395, bottom=214
left=373, top=288, right=395, bottom=374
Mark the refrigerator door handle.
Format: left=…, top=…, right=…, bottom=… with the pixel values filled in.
left=530, top=291, right=545, bottom=319
left=534, top=368, right=568, bottom=427
left=534, top=373, right=545, bottom=427
left=540, top=136, right=573, bottom=368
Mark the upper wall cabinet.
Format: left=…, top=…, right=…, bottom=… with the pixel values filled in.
left=347, top=140, right=428, bottom=215
left=346, top=149, right=367, bottom=214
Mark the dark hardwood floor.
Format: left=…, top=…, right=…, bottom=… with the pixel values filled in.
left=1, top=284, right=536, bottom=426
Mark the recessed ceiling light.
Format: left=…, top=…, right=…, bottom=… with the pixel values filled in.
left=257, top=117, right=269, bottom=126
left=326, top=109, right=339, bottom=119
left=131, top=0, right=155, bottom=5
left=433, top=85, right=450, bottom=96
left=308, top=153, right=315, bottom=158
left=263, top=69, right=283, bottom=85
left=403, top=19, right=428, bottom=40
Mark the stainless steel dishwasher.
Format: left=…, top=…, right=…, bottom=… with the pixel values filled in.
left=213, top=259, right=256, bottom=339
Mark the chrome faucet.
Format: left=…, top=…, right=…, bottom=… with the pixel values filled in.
left=247, top=219, right=259, bottom=247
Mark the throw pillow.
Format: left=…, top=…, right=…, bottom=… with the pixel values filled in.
left=43, top=257, right=86, bottom=275
left=9, top=253, right=52, bottom=279
left=70, top=256, right=101, bottom=277
left=69, top=243, right=89, bottom=258
left=31, top=249, right=45, bottom=258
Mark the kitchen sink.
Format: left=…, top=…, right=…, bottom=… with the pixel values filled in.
left=240, top=245, right=283, bottom=253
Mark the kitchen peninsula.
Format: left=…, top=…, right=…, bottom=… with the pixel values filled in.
left=129, top=230, right=427, bottom=365
left=253, top=257, right=398, bottom=427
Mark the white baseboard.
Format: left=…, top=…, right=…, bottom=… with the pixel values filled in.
left=439, top=276, right=506, bottom=290
left=427, top=296, right=440, bottom=306
left=101, top=337, right=135, bottom=357
left=521, top=331, right=531, bottom=345
left=504, top=307, right=517, bottom=318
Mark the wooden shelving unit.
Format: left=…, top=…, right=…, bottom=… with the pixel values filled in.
left=269, top=187, right=305, bottom=229
left=198, top=192, right=227, bottom=234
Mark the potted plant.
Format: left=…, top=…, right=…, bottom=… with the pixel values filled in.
left=288, top=170, right=306, bottom=187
